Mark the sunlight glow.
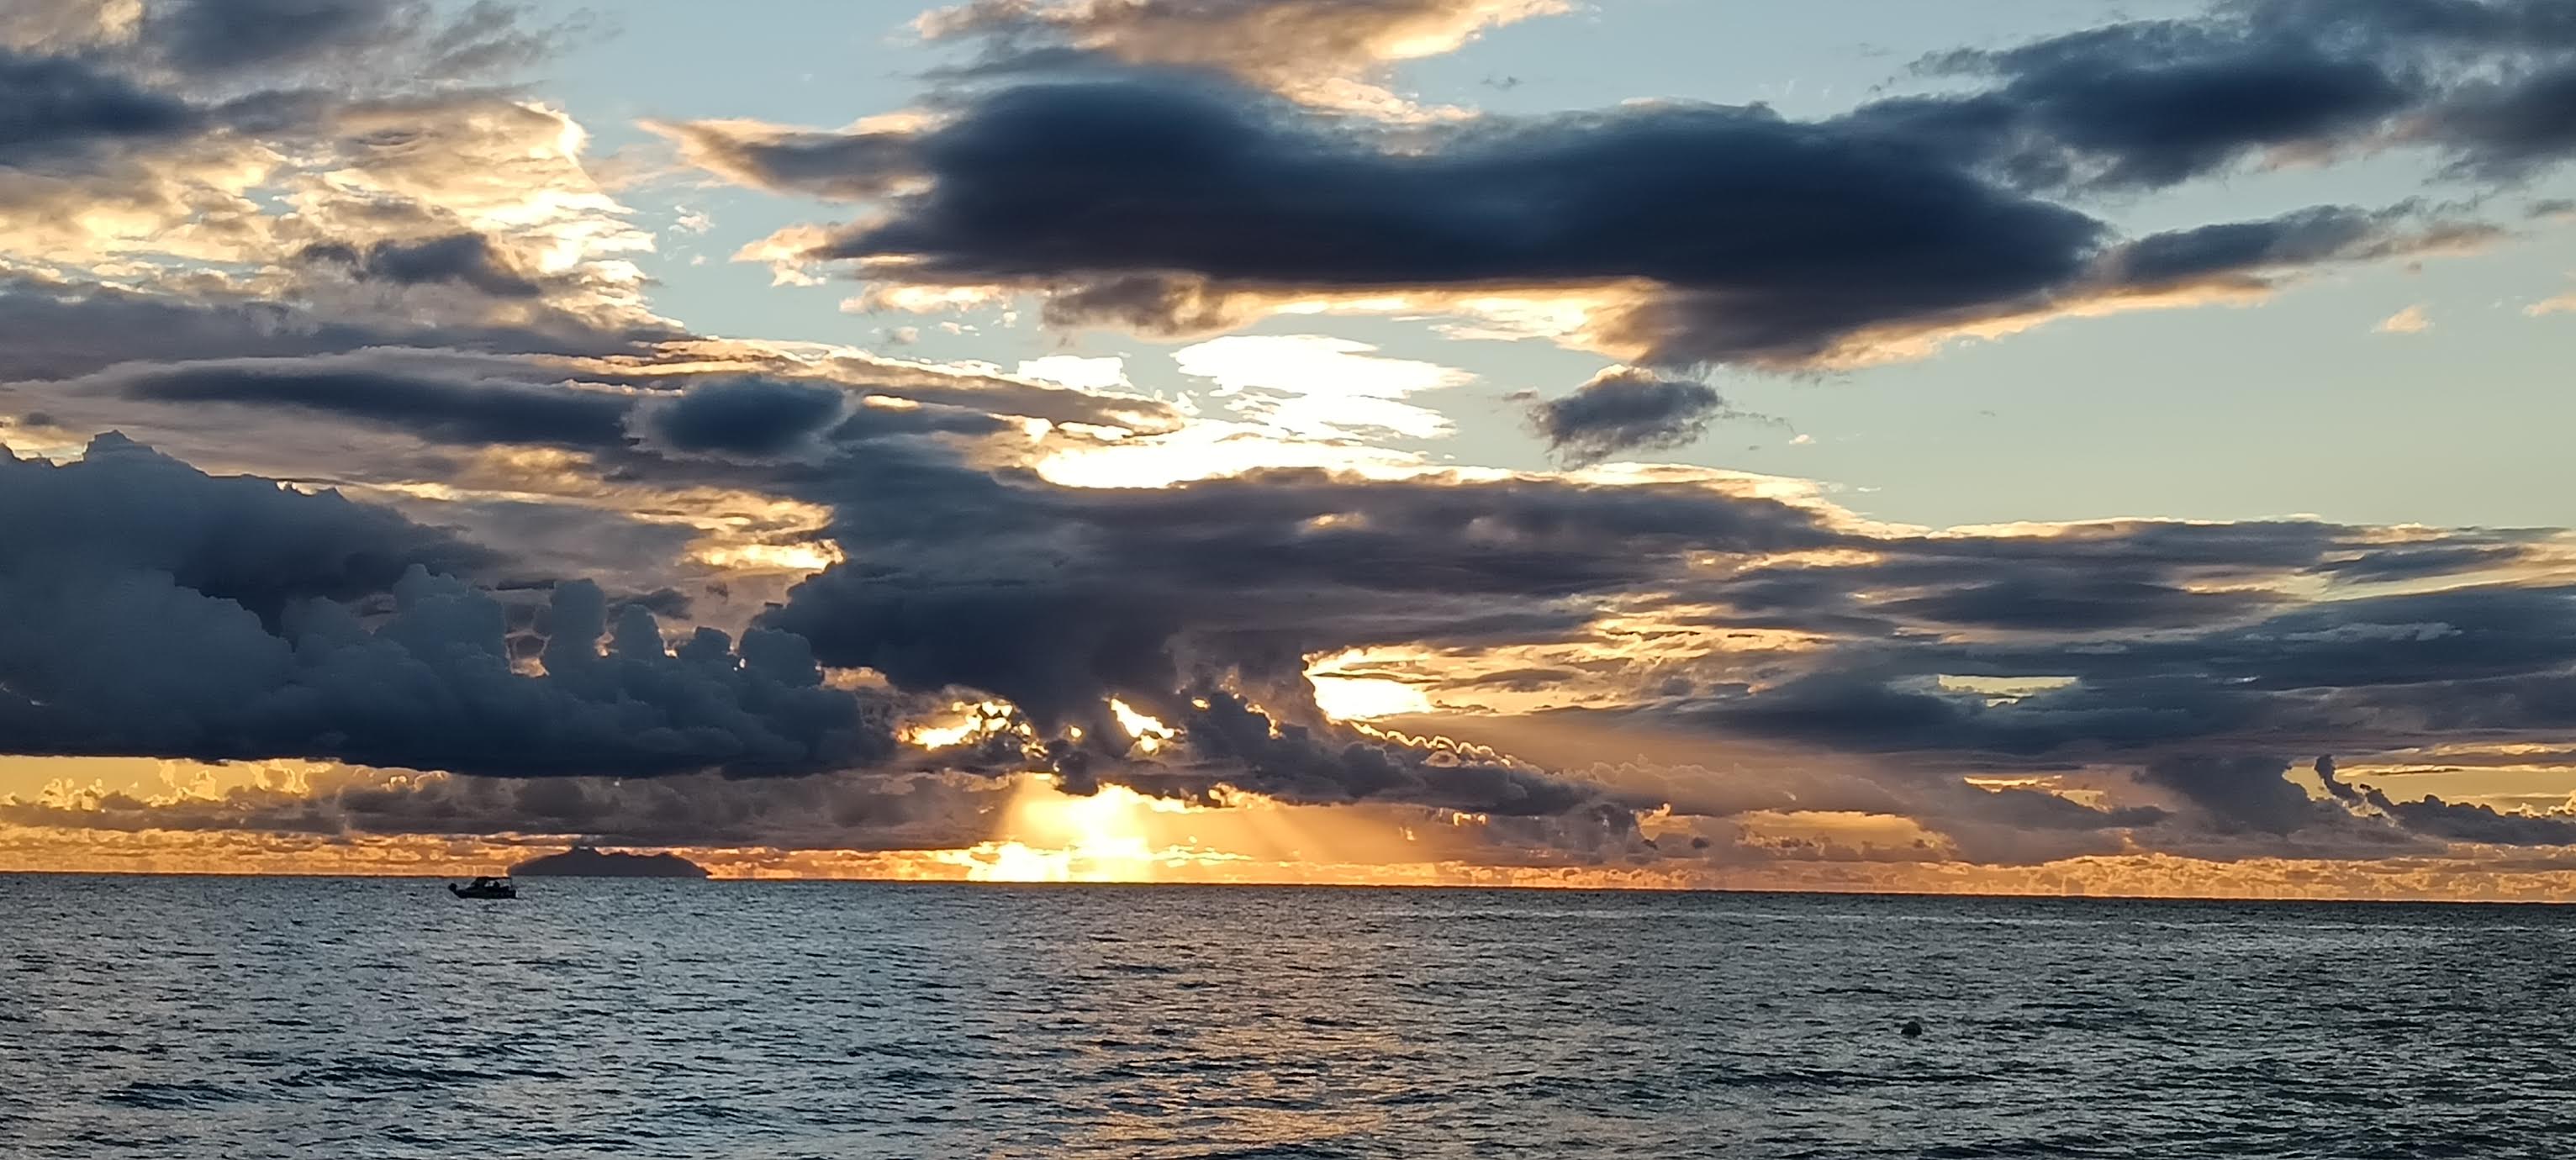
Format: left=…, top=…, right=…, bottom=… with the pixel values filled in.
left=1306, top=651, right=1435, bottom=720
left=963, top=780, right=1234, bottom=883
left=901, top=701, right=1021, bottom=749
left=694, top=540, right=843, bottom=573
left=1108, top=699, right=1175, bottom=754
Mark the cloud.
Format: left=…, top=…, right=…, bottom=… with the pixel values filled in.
left=0, top=434, right=900, bottom=777
left=916, top=0, right=1568, bottom=108
left=0, top=0, right=653, bottom=352
left=2375, top=303, right=2434, bottom=334
left=2418, top=60, right=2576, bottom=179
left=636, top=377, right=853, bottom=458
left=1016, top=353, right=1129, bottom=391
left=1528, top=367, right=1727, bottom=467
left=754, top=454, right=1845, bottom=818
left=1893, top=0, right=2576, bottom=190
left=685, top=75, right=2483, bottom=371
left=0, top=50, right=198, bottom=158
left=1111, top=688, right=1634, bottom=824
left=17, top=0, right=2576, bottom=876
left=2136, top=754, right=2345, bottom=836
left=2314, top=755, right=2576, bottom=846
left=1171, top=334, right=1470, bottom=440
left=137, top=0, right=559, bottom=83
left=0, top=430, right=490, bottom=615
left=17, top=345, right=1135, bottom=468
left=0, top=435, right=1656, bottom=830
left=298, top=231, right=546, bottom=298
left=2, top=763, right=1011, bottom=853
left=88, top=352, right=638, bottom=448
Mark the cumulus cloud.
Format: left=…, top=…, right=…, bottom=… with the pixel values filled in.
left=759, top=457, right=1843, bottom=722
left=0, top=435, right=1650, bottom=832
left=0, top=435, right=897, bottom=777
left=0, top=1, right=653, bottom=352
left=16, top=0, right=2576, bottom=877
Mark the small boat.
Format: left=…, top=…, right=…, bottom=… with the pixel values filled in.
left=447, top=875, right=517, bottom=899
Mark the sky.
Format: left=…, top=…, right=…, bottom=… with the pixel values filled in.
left=7, top=0, right=2576, bottom=898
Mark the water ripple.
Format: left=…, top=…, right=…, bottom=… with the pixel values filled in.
left=6, top=878, right=2571, bottom=1157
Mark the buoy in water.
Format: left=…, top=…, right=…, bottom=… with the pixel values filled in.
left=1899, top=1019, right=1924, bottom=1038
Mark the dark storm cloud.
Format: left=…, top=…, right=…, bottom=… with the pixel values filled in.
left=2136, top=754, right=2341, bottom=836
left=694, top=70, right=2477, bottom=369
left=755, top=455, right=1846, bottom=817
left=1665, top=668, right=2267, bottom=763
left=1669, top=519, right=2531, bottom=643
left=2313, top=756, right=2576, bottom=846
left=0, top=0, right=631, bottom=361
left=763, top=458, right=1845, bottom=723
left=725, top=405, right=2576, bottom=815
left=1657, top=576, right=2576, bottom=778
left=2309, top=543, right=2531, bottom=582
left=0, top=430, right=488, bottom=619
left=634, top=375, right=1009, bottom=458
left=0, top=0, right=560, bottom=167
left=2425, top=62, right=2576, bottom=177
left=1129, top=688, right=1632, bottom=821
left=1894, top=0, right=2576, bottom=190
left=0, top=273, right=673, bottom=387
left=768, top=75, right=2110, bottom=368
left=0, top=435, right=899, bottom=778
left=0, top=50, right=198, bottom=158
left=1591, top=755, right=2172, bottom=865
left=0, top=435, right=1639, bottom=827
left=1903, top=24, right=2416, bottom=191
left=141, top=0, right=556, bottom=82
left=0, top=767, right=1006, bottom=852
left=299, top=232, right=546, bottom=298
left=2092, top=205, right=2457, bottom=288
left=1876, top=576, right=2284, bottom=632
left=34, top=350, right=1030, bottom=463
left=639, top=377, right=852, bottom=456
left=101, top=356, right=636, bottom=448
left=1527, top=368, right=1728, bottom=467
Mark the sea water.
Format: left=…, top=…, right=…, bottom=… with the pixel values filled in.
left=6, top=876, right=2572, bottom=1157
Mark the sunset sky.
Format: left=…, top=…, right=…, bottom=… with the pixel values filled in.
left=8, top=0, right=2576, bottom=898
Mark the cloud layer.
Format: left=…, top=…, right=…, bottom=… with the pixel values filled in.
left=8, top=0, right=2576, bottom=885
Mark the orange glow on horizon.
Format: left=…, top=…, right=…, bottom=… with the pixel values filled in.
left=13, top=760, right=2576, bottom=902
left=15, top=817, right=2576, bottom=902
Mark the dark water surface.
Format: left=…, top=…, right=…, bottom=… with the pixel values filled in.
left=6, top=876, right=2573, bottom=1158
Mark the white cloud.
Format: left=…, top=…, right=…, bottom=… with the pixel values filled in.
left=1017, top=355, right=1132, bottom=391
left=1171, top=334, right=1472, bottom=440
left=2374, top=304, right=2432, bottom=335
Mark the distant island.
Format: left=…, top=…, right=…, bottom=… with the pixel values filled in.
left=510, top=846, right=710, bottom=878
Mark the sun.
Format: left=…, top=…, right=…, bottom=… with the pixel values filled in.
left=963, top=778, right=1233, bottom=883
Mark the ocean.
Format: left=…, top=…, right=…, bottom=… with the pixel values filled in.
left=5, top=876, right=2571, bottom=1158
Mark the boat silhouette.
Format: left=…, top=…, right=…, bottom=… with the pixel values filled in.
left=447, top=875, right=516, bottom=899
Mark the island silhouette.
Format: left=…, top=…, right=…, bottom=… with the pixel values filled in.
left=510, top=845, right=710, bottom=878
